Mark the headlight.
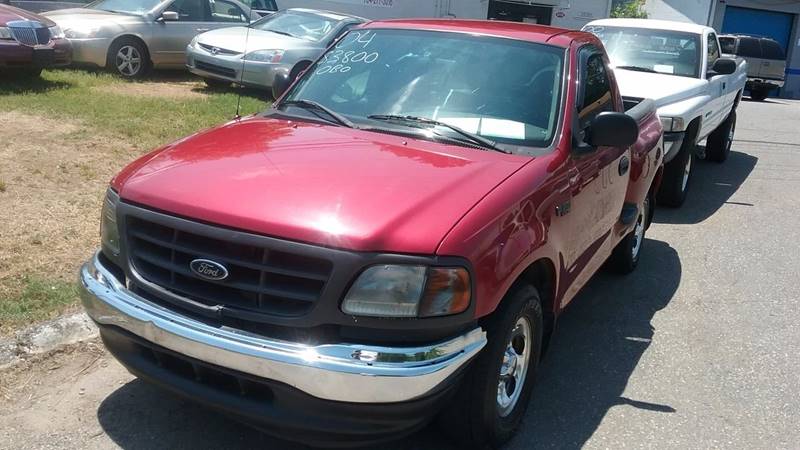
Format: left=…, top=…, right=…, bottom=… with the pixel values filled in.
left=243, top=49, right=284, bottom=63
left=48, top=25, right=65, bottom=39
left=342, top=265, right=471, bottom=318
left=660, top=116, right=685, bottom=132
left=0, top=27, right=12, bottom=40
left=64, top=24, right=101, bottom=38
left=100, top=188, right=121, bottom=257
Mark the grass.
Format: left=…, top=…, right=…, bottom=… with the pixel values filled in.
left=0, top=69, right=269, bottom=149
left=0, top=277, right=77, bottom=331
left=0, top=68, right=272, bottom=333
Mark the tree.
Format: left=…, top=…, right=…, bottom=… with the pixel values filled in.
left=611, top=0, right=648, bottom=19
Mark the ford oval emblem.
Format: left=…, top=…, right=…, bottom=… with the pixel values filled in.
left=190, top=259, right=229, bottom=281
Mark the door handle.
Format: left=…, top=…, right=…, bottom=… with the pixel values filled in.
left=196, top=28, right=210, bottom=32
left=618, top=156, right=630, bottom=176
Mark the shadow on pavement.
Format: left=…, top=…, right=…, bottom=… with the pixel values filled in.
left=97, top=239, right=680, bottom=450
left=655, top=150, right=757, bottom=225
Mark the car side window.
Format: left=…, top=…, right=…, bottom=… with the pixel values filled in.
left=578, top=50, right=614, bottom=128
left=165, top=0, right=207, bottom=21
left=760, top=39, right=785, bottom=60
left=210, top=0, right=247, bottom=22
left=719, top=37, right=735, bottom=54
left=737, top=38, right=762, bottom=58
left=707, top=33, right=720, bottom=66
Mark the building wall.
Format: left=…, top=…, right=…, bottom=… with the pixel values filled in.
left=644, top=0, right=713, bottom=25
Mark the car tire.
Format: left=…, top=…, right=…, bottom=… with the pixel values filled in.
left=750, top=89, right=768, bottom=102
left=657, top=128, right=694, bottom=208
left=706, top=110, right=736, bottom=163
left=609, top=194, right=650, bottom=274
left=107, top=38, right=151, bottom=79
left=440, top=284, right=543, bottom=449
left=204, top=78, right=230, bottom=89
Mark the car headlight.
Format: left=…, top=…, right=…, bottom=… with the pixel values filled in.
left=342, top=265, right=471, bottom=318
left=0, top=27, right=12, bottom=40
left=243, top=49, right=284, bottom=63
left=100, top=188, right=121, bottom=257
left=660, top=116, right=685, bottom=132
left=48, top=25, right=65, bottom=39
left=64, top=24, right=101, bottom=38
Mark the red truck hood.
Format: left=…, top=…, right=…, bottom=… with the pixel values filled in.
left=117, top=117, right=529, bottom=254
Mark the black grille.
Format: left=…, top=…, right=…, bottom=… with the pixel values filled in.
left=199, top=43, right=240, bottom=55
left=10, top=27, right=50, bottom=46
left=126, top=216, right=332, bottom=317
left=195, top=60, right=236, bottom=78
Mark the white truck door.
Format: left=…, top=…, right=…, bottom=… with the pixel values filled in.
left=703, top=32, right=727, bottom=138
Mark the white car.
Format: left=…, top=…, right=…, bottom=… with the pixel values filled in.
left=584, top=18, right=747, bottom=207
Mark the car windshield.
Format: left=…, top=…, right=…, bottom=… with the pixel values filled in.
left=585, top=25, right=701, bottom=78
left=281, top=29, right=565, bottom=150
left=87, top=0, right=163, bottom=14
left=250, top=10, right=341, bottom=42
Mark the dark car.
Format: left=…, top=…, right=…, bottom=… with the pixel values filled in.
left=0, top=3, right=71, bottom=76
left=720, top=34, right=786, bottom=101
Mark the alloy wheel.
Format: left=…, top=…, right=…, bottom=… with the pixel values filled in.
left=497, top=317, right=532, bottom=417
left=116, top=45, right=142, bottom=77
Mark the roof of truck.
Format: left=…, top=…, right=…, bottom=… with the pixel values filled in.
left=587, top=18, right=712, bottom=35
left=360, top=19, right=579, bottom=46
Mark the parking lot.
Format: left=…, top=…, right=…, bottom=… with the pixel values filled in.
left=1, top=96, right=798, bottom=449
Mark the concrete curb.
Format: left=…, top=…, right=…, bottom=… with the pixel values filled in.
left=0, top=312, right=98, bottom=369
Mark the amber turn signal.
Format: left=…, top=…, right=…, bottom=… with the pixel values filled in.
left=418, top=267, right=471, bottom=317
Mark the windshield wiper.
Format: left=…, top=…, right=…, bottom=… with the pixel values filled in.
left=278, top=99, right=355, bottom=128
left=616, top=65, right=658, bottom=73
left=265, top=29, right=294, bottom=38
left=367, top=114, right=507, bottom=153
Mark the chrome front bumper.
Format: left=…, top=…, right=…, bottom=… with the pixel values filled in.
left=79, top=252, right=486, bottom=404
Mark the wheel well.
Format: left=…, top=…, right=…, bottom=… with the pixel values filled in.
left=512, top=258, right=556, bottom=352
left=107, top=35, right=151, bottom=67
left=290, top=60, right=312, bottom=78
left=685, top=117, right=701, bottom=144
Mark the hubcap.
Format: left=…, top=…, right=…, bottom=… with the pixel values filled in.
left=681, top=154, right=692, bottom=192
left=632, top=197, right=647, bottom=259
left=497, top=317, right=532, bottom=417
left=116, top=45, right=142, bottom=76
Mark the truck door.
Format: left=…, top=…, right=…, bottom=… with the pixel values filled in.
left=559, top=46, right=630, bottom=305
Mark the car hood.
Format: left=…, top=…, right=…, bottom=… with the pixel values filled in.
left=0, top=4, right=55, bottom=26
left=115, top=116, right=529, bottom=254
left=613, top=69, right=708, bottom=107
left=43, top=8, right=144, bottom=28
left=196, top=26, right=317, bottom=53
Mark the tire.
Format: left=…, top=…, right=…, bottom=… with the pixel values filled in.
left=289, top=61, right=311, bottom=82
left=203, top=78, right=230, bottom=89
left=107, top=38, right=150, bottom=79
left=440, top=285, right=543, bottom=448
left=609, top=194, right=650, bottom=274
left=706, top=110, right=736, bottom=163
left=750, top=88, right=768, bottom=102
left=657, top=129, right=694, bottom=208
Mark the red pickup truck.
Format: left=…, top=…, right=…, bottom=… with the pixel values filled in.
left=79, top=20, right=663, bottom=448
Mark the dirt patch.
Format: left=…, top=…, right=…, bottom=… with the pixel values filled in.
left=91, top=80, right=209, bottom=100
left=0, top=112, right=140, bottom=326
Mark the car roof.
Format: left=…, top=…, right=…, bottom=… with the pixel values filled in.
left=587, top=18, right=712, bottom=35
left=285, top=8, right=367, bottom=22
left=360, top=19, right=576, bottom=46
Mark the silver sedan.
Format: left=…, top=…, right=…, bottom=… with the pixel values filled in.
left=186, top=8, right=365, bottom=89
left=44, top=0, right=258, bottom=78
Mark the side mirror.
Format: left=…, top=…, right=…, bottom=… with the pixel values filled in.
left=159, top=11, right=179, bottom=22
left=708, top=58, right=736, bottom=77
left=583, top=112, right=639, bottom=149
left=272, top=72, right=292, bottom=100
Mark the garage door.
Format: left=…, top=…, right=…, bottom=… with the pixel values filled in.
left=722, top=6, right=794, bottom=56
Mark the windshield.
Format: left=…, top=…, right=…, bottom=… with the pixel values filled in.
left=250, top=10, right=340, bottom=42
left=282, top=29, right=565, bottom=150
left=585, top=25, right=701, bottom=78
left=87, top=0, right=163, bottom=14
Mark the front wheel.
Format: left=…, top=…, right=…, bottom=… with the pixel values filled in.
left=706, top=110, right=736, bottom=163
left=658, top=135, right=693, bottom=208
left=750, top=88, right=768, bottom=102
left=440, top=285, right=543, bottom=448
left=107, top=38, right=150, bottom=79
left=609, top=194, right=650, bottom=274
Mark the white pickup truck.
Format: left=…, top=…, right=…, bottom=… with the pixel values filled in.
left=583, top=19, right=747, bottom=207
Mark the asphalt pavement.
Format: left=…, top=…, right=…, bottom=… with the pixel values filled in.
left=2, top=98, right=799, bottom=450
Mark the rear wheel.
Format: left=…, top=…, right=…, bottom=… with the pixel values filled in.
left=706, top=110, right=736, bottom=163
left=609, top=194, right=650, bottom=274
left=750, top=88, right=768, bottom=102
left=440, top=285, right=543, bottom=448
left=107, top=38, right=150, bottom=79
left=657, top=132, right=694, bottom=208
